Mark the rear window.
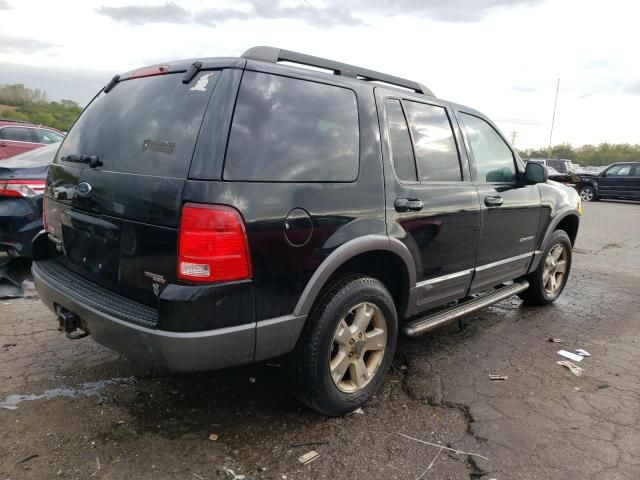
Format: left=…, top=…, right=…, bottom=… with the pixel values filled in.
left=224, top=72, right=359, bottom=182
left=56, top=71, right=219, bottom=178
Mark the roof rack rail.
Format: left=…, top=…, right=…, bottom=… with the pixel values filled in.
left=242, top=46, right=434, bottom=97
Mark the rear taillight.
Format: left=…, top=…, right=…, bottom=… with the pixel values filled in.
left=0, top=179, right=46, bottom=198
left=177, top=203, right=252, bottom=283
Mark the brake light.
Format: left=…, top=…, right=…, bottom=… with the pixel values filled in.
left=0, top=179, right=46, bottom=198
left=177, top=203, right=252, bottom=283
left=128, top=65, right=169, bottom=79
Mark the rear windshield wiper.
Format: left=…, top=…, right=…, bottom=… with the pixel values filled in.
left=60, top=154, right=103, bottom=168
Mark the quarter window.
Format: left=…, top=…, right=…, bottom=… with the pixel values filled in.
left=461, top=113, right=516, bottom=183
left=0, top=126, right=32, bottom=142
left=403, top=101, right=461, bottom=182
left=225, top=72, right=359, bottom=182
left=385, top=99, right=417, bottom=182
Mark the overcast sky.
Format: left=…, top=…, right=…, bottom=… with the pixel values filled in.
left=1, top=0, right=639, bottom=149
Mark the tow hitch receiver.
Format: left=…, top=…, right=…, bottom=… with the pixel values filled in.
left=55, top=305, right=90, bottom=340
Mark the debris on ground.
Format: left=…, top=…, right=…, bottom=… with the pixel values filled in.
left=397, top=433, right=489, bottom=461
left=208, top=433, right=219, bottom=441
left=488, top=374, right=508, bottom=381
left=248, top=377, right=256, bottom=384
left=2, top=342, right=17, bottom=348
left=289, top=441, right=329, bottom=448
left=556, top=360, right=584, bottom=377
left=223, top=467, right=245, bottom=479
left=575, top=348, right=591, bottom=357
left=298, top=451, right=320, bottom=465
left=597, top=383, right=609, bottom=389
left=548, top=337, right=564, bottom=343
left=557, top=350, right=584, bottom=362
left=16, top=453, right=39, bottom=464
left=347, top=407, right=365, bottom=415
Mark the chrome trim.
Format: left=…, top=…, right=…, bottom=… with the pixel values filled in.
left=416, top=268, right=474, bottom=288
left=475, top=252, right=534, bottom=272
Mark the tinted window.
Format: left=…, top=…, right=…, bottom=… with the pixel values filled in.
left=35, top=129, right=64, bottom=144
left=403, top=101, right=460, bottom=181
left=0, top=126, right=32, bottom=142
left=225, top=72, right=359, bottom=182
left=56, top=71, right=219, bottom=177
left=461, top=113, right=516, bottom=183
left=547, top=159, right=567, bottom=173
left=385, top=99, right=417, bottom=182
left=604, top=165, right=632, bottom=177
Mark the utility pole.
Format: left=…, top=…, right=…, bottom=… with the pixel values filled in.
left=510, top=131, right=518, bottom=147
left=548, top=78, right=560, bottom=158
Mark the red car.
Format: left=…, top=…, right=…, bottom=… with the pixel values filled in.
left=0, top=120, right=65, bottom=160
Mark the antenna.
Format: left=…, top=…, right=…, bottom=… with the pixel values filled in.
left=548, top=78, right=560, bottom=158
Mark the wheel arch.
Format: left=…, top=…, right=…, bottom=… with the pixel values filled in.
left=293, top=235, right=417, bottom=319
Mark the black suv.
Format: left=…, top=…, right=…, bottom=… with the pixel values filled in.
left=576, top=162, right=640, bottom=202
left=33, top=47, right=581, bottom=415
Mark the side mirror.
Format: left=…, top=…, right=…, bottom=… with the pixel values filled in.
left=524, top=162, right=548, bottom=184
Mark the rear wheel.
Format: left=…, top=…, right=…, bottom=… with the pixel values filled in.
left=289, top=275, right=398, bottom=416
left=579, top=185, right=598, bottom=202
left=518, top=230, right=572, bottom=305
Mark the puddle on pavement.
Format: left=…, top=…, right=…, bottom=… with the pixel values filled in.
left=0, top=377, right=136, bottom=410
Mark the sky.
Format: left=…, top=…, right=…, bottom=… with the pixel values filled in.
left=1, top=0, right=639, bottom=149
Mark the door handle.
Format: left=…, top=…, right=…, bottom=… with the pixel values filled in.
left=484, top=195, right=503, bottom=207
left=395, top=198, right=424, bottom=212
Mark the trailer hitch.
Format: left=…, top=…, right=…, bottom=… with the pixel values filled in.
left=55, top=305, right=90, bottom=340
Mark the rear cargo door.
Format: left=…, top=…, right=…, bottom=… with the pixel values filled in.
left=46, top=69, right=221, bottom=306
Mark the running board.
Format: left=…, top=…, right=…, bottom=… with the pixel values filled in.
left=402, top=281, right=529, bottom=338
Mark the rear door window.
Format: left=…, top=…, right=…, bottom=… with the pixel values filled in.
left=385, top=99, right=417, bottom=182
left=403, top=101, right=461, bottom=182
left=0, top=126, right=32, bottom=142
left=224, top=72, right=359, bottom=182
left=56, top=71, right=219, bottom=178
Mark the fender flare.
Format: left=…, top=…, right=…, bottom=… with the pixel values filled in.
left=529, top=208, right=580, bottom=273
left=293, top=235, right=417, bottom=317
left=540, top=208, right=580, bottom=250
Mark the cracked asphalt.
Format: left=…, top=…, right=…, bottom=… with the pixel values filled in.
left=1, top=200, right=639, bottom=479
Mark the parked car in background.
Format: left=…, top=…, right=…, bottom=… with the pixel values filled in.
left=0, top=120, right=65, bottom=160
left=32, top=46, right=581, bottom=416
left=526, top=158, right=580, bottom=174
left=576, top=162, right=640, bottom=201
left=547, top=166, right=581, bottom=188
left=0, top=142, right=58, bottom=257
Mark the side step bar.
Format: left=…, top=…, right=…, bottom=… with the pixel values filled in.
left=403, top=281, right=529, bottom=338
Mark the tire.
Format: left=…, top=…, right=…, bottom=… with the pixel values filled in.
left=518, top=230, right=572, bottom=306
left=289, top=275, right=398, bottom=416
left=579, top=185, right=598, bottom=202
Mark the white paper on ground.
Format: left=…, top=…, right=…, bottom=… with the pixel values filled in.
left=558, top=350, right=584, bottom=362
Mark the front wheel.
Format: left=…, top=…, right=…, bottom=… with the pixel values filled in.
left=518, top=230, right=572, bottom=305
left=579, top=185, right=598, bottom=202
left=289, top=275, right=398, bottom=416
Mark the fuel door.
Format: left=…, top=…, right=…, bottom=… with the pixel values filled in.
left=283, top=208, right=313, bottom=247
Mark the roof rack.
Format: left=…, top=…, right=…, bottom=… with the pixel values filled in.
left=242, top=46, right=434, bottom=97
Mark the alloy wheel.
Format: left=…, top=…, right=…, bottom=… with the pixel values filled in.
left=329, top=302, right=387, bottom=394
left=543, top=244, right=568, bottom=295
left=580, top=188, right=594, bottom=201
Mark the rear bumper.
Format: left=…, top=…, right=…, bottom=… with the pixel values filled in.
left=33, top=260, right=306, bottom=371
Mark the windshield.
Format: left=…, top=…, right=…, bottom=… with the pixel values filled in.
left=56, top=71, right=219, bottom=178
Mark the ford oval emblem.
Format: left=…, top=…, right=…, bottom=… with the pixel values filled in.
left=77, top=182, right=92, bottom=197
